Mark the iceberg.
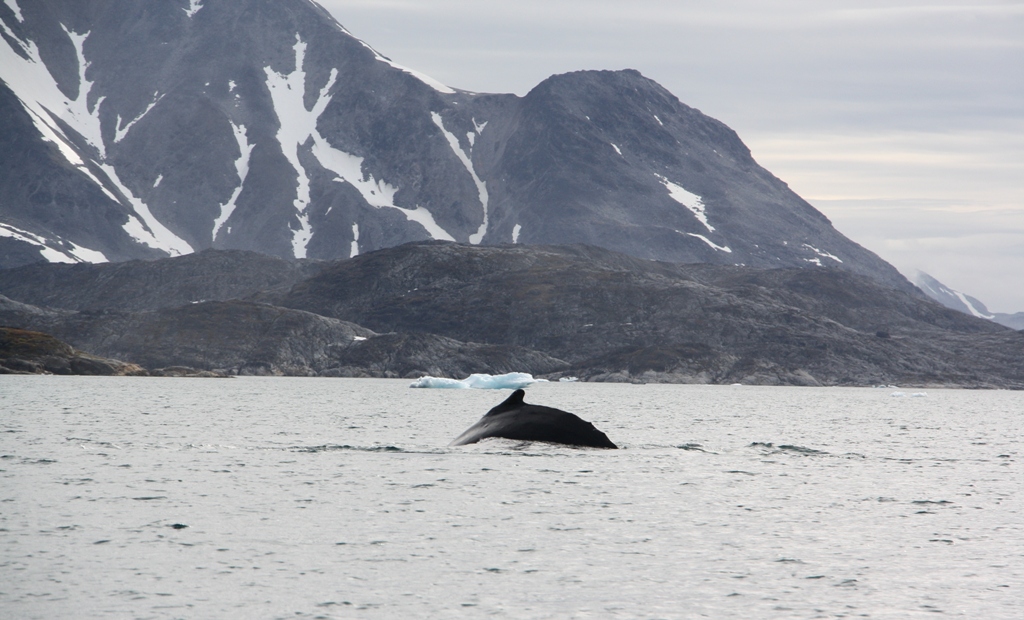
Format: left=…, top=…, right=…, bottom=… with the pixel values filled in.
left=409, top=372, right=546, bottom=390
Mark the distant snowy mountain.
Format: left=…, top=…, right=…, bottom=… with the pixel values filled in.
left=1, top=0, right=913, bottom=292
left=915, top=271, right=1024, bottom=330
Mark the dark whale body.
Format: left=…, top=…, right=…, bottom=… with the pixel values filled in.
left=450, top=389, right=617, bottom=449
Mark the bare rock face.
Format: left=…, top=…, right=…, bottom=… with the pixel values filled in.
left=277, top=242, right=1024, bottom=388
left=0, top=293, right=566, bottom=378
left=2, top=243, right=1021, bottom=387
left=0, top=326, right=145, bottom=375
left=0, top=249, right=324, bottom=312
left=2, top=0, right=911, bottom=296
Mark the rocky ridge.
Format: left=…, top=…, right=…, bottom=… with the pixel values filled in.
left=1, top=244, right=1021, bottom=387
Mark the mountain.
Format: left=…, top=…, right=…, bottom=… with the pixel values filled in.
left=0, top=293, right=569, bottom=378
left=1, top=0, right=914, bottom=293
left=0, top=248, right=324, bottom=311
left=915, top=271, right=1024, bottom=331
left=274, top=242, right=1022, bottom=387
left=3, top=244, right=1019, bottom=387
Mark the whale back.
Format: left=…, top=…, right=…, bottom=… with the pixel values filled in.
left=450, top=389, right=618, bottom=449
left=484, top=388, right=526, bottom=416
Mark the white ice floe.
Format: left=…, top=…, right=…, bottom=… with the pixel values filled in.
left=153, top=174, right=163, bottom=188
left=212, top=120, right=254, bottom=241
left=350, top=223, right=360, bottom=258
left=611, top=143, right=623, bottom=156
left=431, top=112, right=488, bottom=243
left=804, top=257, right=823, bottom=267
left=653, top=115, right=663, bottom=126
left=358, top=40, right=454, bottom=94
left=657, top=174, right=713, bottom=232
left=680, top=231, right=732, bottom=253
left=802, top=243, right=843, bottom=264
left=472, top=118, right=488, bottom=133
left=512, top=224, right=522, bottom=244
left=409, top=372, right=547, bottom=390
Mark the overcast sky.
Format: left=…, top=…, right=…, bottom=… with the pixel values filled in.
left=322, top=0, right=1024, bottom=312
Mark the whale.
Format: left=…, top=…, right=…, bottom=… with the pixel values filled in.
left=449, top=389, right=618, bottom=449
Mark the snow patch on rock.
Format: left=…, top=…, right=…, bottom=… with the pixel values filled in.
left=0, top=222, right=108, bottom=263
left=680, top=231, right=732, bottom=253
left=431, top=111, right=488, bottom=244
left=350, top=223, right=360, bottom=258
left=358, top=40, right=455, bottom=94
left=184, top=0, right=203, bottom=18
left=658, top=174, right=713, bottom=233
left=212, top=121, right=254, bottom=241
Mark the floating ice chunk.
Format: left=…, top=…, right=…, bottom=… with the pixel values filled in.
left=409, top=372, right=547, bottom=390
left=911, top=392, right=928, bottom=398
left=890, top=391, right=906, bottom=397
left=512, top=224, right=522, bottom=244
left=611, top=143, right=622, bottom=156
left=804, top=257, right=823, bottom=267
left=559, top=376, right=579, bottom=383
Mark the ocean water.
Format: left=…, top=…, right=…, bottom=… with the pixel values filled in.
left=1, top=376, right=1020, bottom=619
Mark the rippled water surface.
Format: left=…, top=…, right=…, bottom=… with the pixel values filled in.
left=1, top=377, right=1021, bottom=618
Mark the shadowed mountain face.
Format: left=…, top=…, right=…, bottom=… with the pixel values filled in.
left=1, top=0, right=911, bottom=294
left=0, top=244, right=1021, bottom=386
left=276, top=242, right=1023, bottom=387
left=0, top=249, right=324, bottom=311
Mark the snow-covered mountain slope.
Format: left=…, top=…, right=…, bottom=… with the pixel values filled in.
left=0, top=0, right=913, bottom=293
left=915, top=272, right=1024, bottom=330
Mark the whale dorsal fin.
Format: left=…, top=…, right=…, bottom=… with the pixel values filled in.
left=485, top=389, right=526, bottom=416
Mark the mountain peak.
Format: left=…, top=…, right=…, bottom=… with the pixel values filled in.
left=2, top=0, right=911, bottom=294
